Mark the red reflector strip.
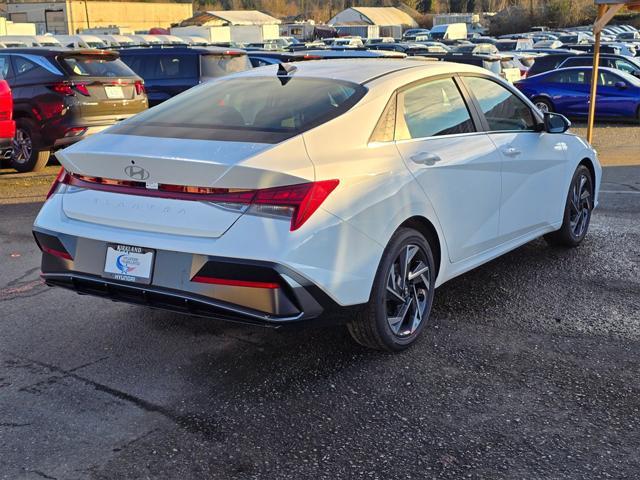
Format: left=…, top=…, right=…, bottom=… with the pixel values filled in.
left=192, top=275, right=279, bottom=289
left=65, top=174, right=255, bottom=203
left=41, top=245, right=72, bottom=260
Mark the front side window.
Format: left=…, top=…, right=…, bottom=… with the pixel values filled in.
left=597, top=71, right=624, bottom=86
left=614, top=59, right=638, bottom=74
left=396, top=77, right=475, bottom=140
left=464, top=76, right=537, bottom=132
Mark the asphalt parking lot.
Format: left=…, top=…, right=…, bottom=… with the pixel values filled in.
left=1, top=162, right=639, bottom=479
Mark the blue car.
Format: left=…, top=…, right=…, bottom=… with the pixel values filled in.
left=515, top=66, right=640, bottom=122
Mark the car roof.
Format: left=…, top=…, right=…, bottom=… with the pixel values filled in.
left=235, top=58, right=487, bottom=85
left=117, top=46, right=245, bottom=55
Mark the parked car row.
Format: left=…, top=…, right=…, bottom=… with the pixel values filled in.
left=3, top=22, right=640, bottom=173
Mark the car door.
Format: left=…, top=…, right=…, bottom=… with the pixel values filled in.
left=593, top=70, right=637, bottom=119
left=394, top=76, right=503, bottom=263
left=461, top=75, right=568, bottom=243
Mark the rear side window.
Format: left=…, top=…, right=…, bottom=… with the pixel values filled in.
left=13, top=56, right=38, bottom=75
left=61, top=55, right=136, bottom=78
left=464, top=76, right=537, bottom=132
left=0, top=55, right=11, bottom=79
left=110, top=76, right=366, bottom=143
left=562, top=57, right=592, bottom=68
left=546, top=70, right=588, bottom=84
left=396, top=77, right=475, bottom=140
left=200, top=54, right=251, bottom=78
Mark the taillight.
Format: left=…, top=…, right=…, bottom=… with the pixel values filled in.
left=74, top=83, right=90, bottom=96
left=45, top=168, right=69, bottom=200
left=49, top=82, right=74, bottom=96
left=49, top=82, right=90, bottom=96
left=134, top=80, right=145, bottom=95
left=59, top=173, right=339, bottom=232
left=250, top=180, right=339, bottom=231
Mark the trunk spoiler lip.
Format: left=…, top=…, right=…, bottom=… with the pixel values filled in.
left=57, top=49, right=120, bottom=60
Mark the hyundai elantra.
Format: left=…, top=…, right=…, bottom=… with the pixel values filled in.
left=34, top=60, right=601, bottom=351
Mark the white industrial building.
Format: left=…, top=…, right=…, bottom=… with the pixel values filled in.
left=173, top=10, right=280, bottom=44
left=328, top=7, right=418, bottom=38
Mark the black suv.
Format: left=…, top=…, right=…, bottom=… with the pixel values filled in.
left=527, top=53, right=640, bottom=78
left=0, top=48, right=148, bottom=172
left=118, top=47, right=251, bottom=107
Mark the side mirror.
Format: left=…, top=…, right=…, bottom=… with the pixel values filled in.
left=614, top=81, right=628, bottom=89
left=544, top=112, right=571, bottom=134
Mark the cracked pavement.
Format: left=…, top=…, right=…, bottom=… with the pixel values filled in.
left=0, top=166, right=639, bottom=479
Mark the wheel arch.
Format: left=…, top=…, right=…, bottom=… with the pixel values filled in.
left=397, top=215, right=442, bottom=281
left=578, top=157, right=597, bottom=192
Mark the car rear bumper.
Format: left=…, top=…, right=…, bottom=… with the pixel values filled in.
left=44, top=113, right=142, bottom=149
left=34, top=227, right=362, bottom=327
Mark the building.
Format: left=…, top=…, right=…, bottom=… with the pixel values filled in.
left=4, top=0, right=193, bottom=35
left=328, top=6, right=418, bottom=38
left=176, top=10, right=280, bottom=43
left=0, top=17, right=37, bottom=35
left=433, top=12, right=489, bottom=35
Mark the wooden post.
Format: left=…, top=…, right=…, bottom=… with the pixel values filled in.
left=586, top=4, right=607, bottom=145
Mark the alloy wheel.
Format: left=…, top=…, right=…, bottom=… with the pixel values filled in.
left=12, top=128, right=32, bottom=165
left=569, top=172, right=592, bottom=239
left=385, top=244, right=431, bottom=338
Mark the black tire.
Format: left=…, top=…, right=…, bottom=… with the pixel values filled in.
left=347, top=228, right=436, bottom=352
left=533, top=97, right=554, bottom=114
left=10, top=118, right=50, bottom=173
left=544, top=165, right=594, bottom=247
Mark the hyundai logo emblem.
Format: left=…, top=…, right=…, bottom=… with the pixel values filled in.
left=124, top=165, right=150, bottom=180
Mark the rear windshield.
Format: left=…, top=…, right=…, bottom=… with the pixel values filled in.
left=200, top=54, right=251, bottom=78
left=496, top=42, right=517, bottom=51
left=110, top=76, right=366, bottom=143
left=60, top=55, right=137, bottom=78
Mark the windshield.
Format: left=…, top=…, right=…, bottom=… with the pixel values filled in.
left=61, top=55, right=138, bottom=77
left=110, top=76, right=367, bottom=143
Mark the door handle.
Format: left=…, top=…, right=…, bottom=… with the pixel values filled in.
left=410, top=152, right=442, bottom=166
left=501, top=147, right=521, bottom=157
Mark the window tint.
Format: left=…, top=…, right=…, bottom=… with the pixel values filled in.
left=0, top=55, right=11, bottom=79
left=156, top=55, right=198, bottom=79
left=597, top=71, right=623, bottom=86
left=615, top=59, right=638, bottom=74
left=396, top=78, right=475, bottom=140
left=562, top=57, right=592, bottom=67
left=61, top=55, right=136, bottom=77
left=13, top=57, right=38, bottom=76
left=464, top=76, right=537, bottom=132
left=200, top=54, right=250, bottom=78
left=546, top=69, right=588, bottom=84
left=110, top=77, right=365, bottom=143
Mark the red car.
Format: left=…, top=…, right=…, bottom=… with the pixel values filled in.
left=0, top=80, right=15, bottom=156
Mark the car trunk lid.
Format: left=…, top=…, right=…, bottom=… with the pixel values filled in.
left=56, top=133, right=314, bottom=238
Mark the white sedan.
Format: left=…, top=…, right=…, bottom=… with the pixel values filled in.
left=33, top=60, right=601, bottom=351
